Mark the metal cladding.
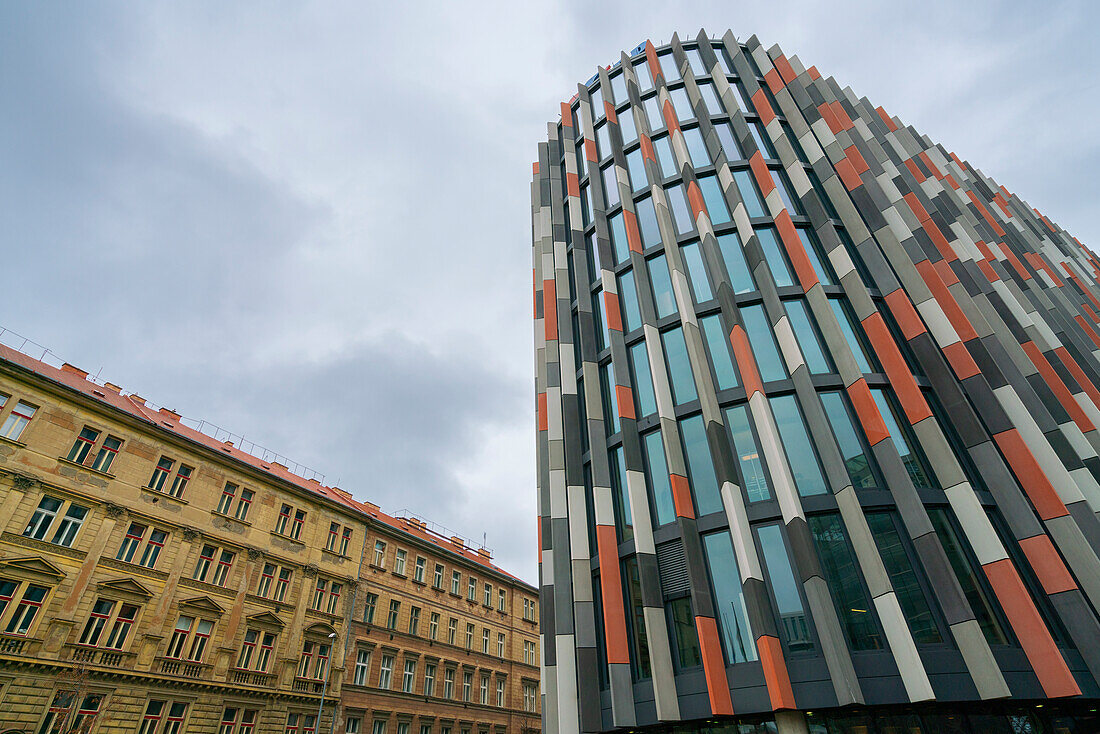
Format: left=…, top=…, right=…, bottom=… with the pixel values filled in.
left=533, top=29, right=1100, bottom=734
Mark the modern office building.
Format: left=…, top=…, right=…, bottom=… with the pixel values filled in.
left=0, top=342, right=539, bottom=733
left=532, top=29, right=1100, bottom=734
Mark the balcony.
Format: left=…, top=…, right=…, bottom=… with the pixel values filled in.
left=230, top=669, right=276, bottom=687
left=156, top=657, right=211, bottom=680
left=292, top=677, right=326, bottom=694
left=0, top=634, right=38, bottom=656
left=63, top=644, right=135, bottom=669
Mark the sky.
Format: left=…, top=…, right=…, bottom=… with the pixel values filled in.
left=1, top=1, right=1097, bottom=583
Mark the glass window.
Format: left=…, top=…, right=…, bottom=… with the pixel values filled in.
left=756, top=226, right=794, bottom=287
left=580, top=184, right=592, bottom=225
left=610, top=447, right=633, bottom=542
left=644, top=96, right=664, bottom=132
left=870, top=388, right=938, bottom=489
left=596, top=124, right=611, bottom=161
left=732, top=169, right=766, bottom=218
left=797, top=227, right=835, bottom=285
left=600, top=362, right=620, bottom=436
left=610, top=73, right=627, bottom=104
left=680, top=414, right=721, bottom=515
left=865, top=512, right=943, bottom=644
left=820, top=390, right=878, bottom=490
left=698, top=175, right=730, bottom=225
left=717, top=231, right=755, bottom=294
left=685, top=47, right=707, bottom=76
left=928, top=508, right=1009, bottom=646
left=654, top=136, right=676, bottom=178
left=585, top=232, right=601, bottom=284
left=636, top=197, right=661, bottom=247
left=771, top=168, right=803, bottom=215
left=629, top=341, right=658, bottom=417
left=770, top=395, right=828, bottom=497
left=702, top=531, right=757, bottom=663
left=609, top=212, right=629, bottom=263
left=643, top=431, right=676, bottom=526
left=662, top=327, right=697, bottom=405
left=626, top=149, right=647, bottom=192
left=590, top=87, right=604, bottom=120
left=781, top=120, right=809, bottom=164
left=668, top=597, right=702, bottom=668
left=683, top=128, right=709, bottom=168
left=634, top=60, right=653, bottom=93
left=714, top=122, right=744, bottom=160
left=700, top=314, right=739, bottom=390
left=784, top=300, right=832, bottom=374
left=725, top=405, right=771, bottom=502
left=665, top=184, right=693, bottom=235
left=659, top=53, right=679, bottom=82
left=828, top=298, right=876, bottom=373
left=716, top=46, right=735, bottom=75
left=757, top=525, right=814, bottom=652
left=648, top=254, right=677, bottom=318
left=749, top=121, right=776, bottom=158
left=618, top=271, right=642, bottom=332
left=808, top=513, right=883, bottom=650
left=698, top=83, right=722, bottom=115
left=680, top=241, right=712, bottom=302
left=593, top=287, right=609, bottom=352
left=730, top=80, right=752, bottom=113
left=807, top=168, right=838, bottom=219
left=602, top=165, right=619, bottom=208
left=741, top=304, right=788, bottom=381
left=623, top=557, right=652, bottom=679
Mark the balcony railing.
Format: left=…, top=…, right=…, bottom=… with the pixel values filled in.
left=292, top=677, right=325, bottom=694
left=64, top=644, right=135, bottom=669
left=157, top=657, right=210, bottom=680
left=0, top=634, right=33, bottom=655
left=231, top=669, right=276, bottom=687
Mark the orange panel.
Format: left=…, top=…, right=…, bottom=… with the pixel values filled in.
left=903, top=158, right=927, bottom=184
left=730, top=325, right=764, bottom=398
left=875, top=106, right=897, bottom=132
left=945, top=174, right=961, bottom=190
left=983, top=558, right=1080, bottom=698
left=604, top=291, right=623, bottom=333
left=1021, top=341, right=1094, bottom=432
left=845, top=145, right=869, bottom=175
left=834, top=158, right=861, bottom=191
left=537, top=392, right=548, bottom=432
left=543, top=280, right=557, bottom=341
left=615, top=385, right=636, bottom=421
left=933, top=258, right=960, bottom=287
left=624, top=210, right=643, bottom=254
left=861, top=313, right=932, bottom=424
left=764, top=69, right=784, bottom=95
left=829, top=101, right=853, bottom=131
left=807, top=65, right=821, bottom=81
left=561, top=102, right=573, bottom=126
left=532, top=161, right=540, bottom=176
left=966, top=190, right=1007, bottom=237
left=756, top=635, right=796, bottom=710
left=884, top=289, right=927, bottom=340
left=977, top=259, right=1000, bottom=284
left=585, top=139, right=598, bottom=162
left=640, top=133, right=656, bottom=163
left=941, top=341, right=980, bottom=380
left=1055, top=346, right=1100, bottom=410
left=993, top=429, right=1069, bottom=521
left=1018, top=534, right=1077, bottom=595
left=644, top=41, right=661, bottom=83
left=566, top=172, right=580, bottom=198
left=974, top=239, right=995, bottom=261
left=1002, top=247, right=1032, bottom=281
left=662, top=99, right=681, bottom=134
left=917, top=150, right=943, bottom=179
left=775, top=210, right=818, bottom=292
left=752, top=88, right=776, bottom=126
left=670, top=474, right=695, bottom=519
left=903, top=192, right=930, bottom=222
left=695, top=616, right=735, bottom=715
left=774, top=54, right=797, bottom=84
left=604, top=100, right=618, bottom=125
left=687, top=180, right=706, bottom=220
left=817, top=103, right=841, bottom=134
left=915, top=260, right=977, bottom=342
left=1075, top=315, right=1100, bottom=350
left=749, top=152, right=775, bottom=196
left=596, top=525, right=631, bottom=664
left=922, top=219, right=958, bottom=262
left=848, top=378, right=891, bottom=446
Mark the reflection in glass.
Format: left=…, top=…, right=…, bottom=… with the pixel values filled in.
left=757, top=525, right=814, bottom=652
left=770, top=395, right=828, bottom=497
left=725, top=405, right=771, bottom=502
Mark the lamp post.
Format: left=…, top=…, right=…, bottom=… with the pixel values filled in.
left=317, top=632, right=338, bottom=734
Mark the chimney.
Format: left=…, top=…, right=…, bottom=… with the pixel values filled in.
left=129, top=395, right=146, bottom=406
left=159, top=407, right=181, bottom=422
left=271, top=461, right=288, bottom=471
left=477, top=548, right=492, bottom=560
left=362, top=501, right=380, bottom=515
left=451, top=536, right=465, bottom=549
left=331, top=487, right=353, bottom=500
left=61, top=363, right=89, bottom=379
left=103, top=382, right=122, bottom=394
left=223, top=440, right=235, bottom=448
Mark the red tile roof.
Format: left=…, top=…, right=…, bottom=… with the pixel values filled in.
left=0, top=343, right=531, bottom=588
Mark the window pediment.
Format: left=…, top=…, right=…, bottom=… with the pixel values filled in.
left=178, top=595, right=225, bottom=616
left=303, top=621, right=337, bottom=639
left=0, top=556, right=65, bottom=581
left=97, top=577, right=154, bottom=601
left=245, top=611, right=285, bottom=630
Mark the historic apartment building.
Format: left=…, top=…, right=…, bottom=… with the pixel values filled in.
left=0, top=343, right=539, bottom=734
left=533, top=28, right=1100, bottom=734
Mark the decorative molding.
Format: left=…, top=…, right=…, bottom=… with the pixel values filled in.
left=302, top=564, right=320, bottom=578
left=97, top=556, right=169, bottom=582
left=104, top=503, right=127, bottom=520
left=0, top=532, right=85, bottom=561
left=180, top=527, right=202, bottom=543
left=246, top=547, right=265, bottom=562
left=10, top=474, right=37, bottom=491
left=177, top=577, right=236, bottom=601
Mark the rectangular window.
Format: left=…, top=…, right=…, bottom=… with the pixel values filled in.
left=290, top=509, right=305, bottom=540
left=667, top=596, right=702, bottom=669
left=828, top=297, right=876, bottom=373
left=140, top=529, right=167, bottom=568
left=217, top=483, right=237, bottom=515
left=497, top=678, right=505, bottom=706
left=91, top=435, right=122, bottom=473
left=595, top=122, right=610, bottom=161
left=683, top=127, right=709, bottom=167
left=483, top=583, right=492, bottom=607
left=724, top=405, right=771, bottom=502
left=354, top=649, right=371, bottom=685
left=414, top=557, right=426, bottom=583
left=448, top=618, right=457, bottom=645
left=608, top=211, right=629, bottom=263
left=634, top=60, right=653, bottom=93
left=628, top=341, right=657, bottom=417
left=524, top=683, right=537, bottom=712
left=670, top=87, right=692, bottom=120
left=644, top=96, right=664, bottom=132
left=326, top=522, right=339, bottom=552
left=636, top=196, right=661, bottom=247
left=67, top=427, right=100, bottom=464
left=680, top=241, right=713, bottom=302
left=403, top=659, right=416, bottom=692
left=622, top=557, right=652, bottom=679
left=626, top=148, right=646, bottom=192
left=480, top=674, right=489, bottom=704
left=756, top=524, right=814, bottom=653
left=808, top=513, right=883, bottom=650
left=700, top=314, right=739, bottom=390
left=661, top=327, right=697, bottom=404
left=716, top=231, right=755, bottom=294
left=311, top=580, right=328, bottom=611
left=648, top=253, right=677, bottom=318
left=871, top=388, right=938, bottom=489
left=168, top=465, right=192, bottom=498
left=373, top=541, right=386, bottom=566
left=434, top=564, right=444, bottom=589
left=797, top=227, right=835, bottom=285
left=769, top=394, right=828, bottom=496
left=387, top=600, right=400, bottom=629
left=697, top=174, right=730, bottom=225
left=149, top=457, right=174, bottom=491
left=771, top=168, right=803, bottom=216
left=820, top=390, right=880, bottom=489
left=732, top=169, right=766, bottom=218
left=865, top=512, right=943, bottom=644
left=498, top=589, right=506, bottom=612
left=665, top=184, right=694, bottom=235
left=409, top=606, right=420, bottom=635
left=679, top=414, right=721, bottom=515
left=497, top=632, right=506, bottom=657
left=394, top=549, right=407, bottom=575
left=749, top=120, right=775, bottom=158
left=116, top=522, right=146, bottom=563
left=784, top=300, right=832, bottom=374
left=339, top=526, right=351, bottom=555
left=755, top=226, right=794, bottom=286
left=698, top=82, right=722, bottom=114
left=462, top=671, right=472, bottom=701
left=1, top=400, right=36, bottom=440
left=443, top=668, right=455, bottom=698
left=741, top=303, right=788, bottom=381
left=610, top=72, right=627, bottom=104
left=618, top=270, right=641, bottom=332
left=379, top=655, right=394, bottom=689
left=363, top=593, right=378, bottom=624
left=715, top=122, right=744, bottom=160
left=599, top=362, right=620, bottom=437
left=424, top=663, right=436, bottom=696
left=465, top=623, right=474, bottom=649
left=274, top=568, right=291, bottom=602
left=429, top=612, right=439, bottom=640
left=643, top=430, right=675, bottom=526
left=702, top=531, right=757, bottom=662
left=609, top=446, right=633, bottom=542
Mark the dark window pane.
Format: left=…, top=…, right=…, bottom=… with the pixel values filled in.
left=749, top=121, right=775, bottom=158
left=648, top=254, right=677, bottom=318
left=732, top=169, right=766, bottom=218
left=741, top=304, right=787, bottom=382
left=698, top=175, right=730, bottom=225
left=770, top=169, right=802, bottom=215
left=680, top=415, right=721, bottom=516
left=807, top=168, right=838, bottom=219
left=870, top=388, right=937, bottom=489
left=610, top=447, right=633, bottom=542
left=668, top=597, right=702, bottom=668
left=770, top=395, right=828, bottom=497
left=629, top=341, right=657, bottom=417
left=680, top=241, right=713, bottom=302
left=828, top=298, right=875, bottom=373
left=623, top=557, right=652, bottom=679
left=662, top=327, right=697, bottom=404
left=592, top=288, right=608, bottom=351
left=591, top=87, right=604, bottom=120
left=637, top=197, right=661, bottom=247
left=700, top=314, right=739, bottom=390
left=756, top=227, right=794, bottom=287
left=797, top=227, right=835, bottom=285
left=808, top=513, right=883, bottom=650
left=725, top=405, right=771, bottom=502
left=654, top=136, right=677, bottom=178
left=717, top=232, right=755, bottom=294
left=820, top=391, right=878, bottom=489
left=585, top=232, right=601, bottom=284
left=865, top=512, right=942, bottom=644
left=785, top=300, right=832, bottom=374
left=702, top=532, right=757, bottom=663
left=757, top=525, right=814, bottom=652
left=644, top=431, right=675, bottom=526
left=600, top=362, right=620, bottom=436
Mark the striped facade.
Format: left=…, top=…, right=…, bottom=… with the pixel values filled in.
left=532, top=29, right=1100, bottom=734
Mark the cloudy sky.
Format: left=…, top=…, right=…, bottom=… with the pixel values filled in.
left=2, top=1, right=1097, bottom=582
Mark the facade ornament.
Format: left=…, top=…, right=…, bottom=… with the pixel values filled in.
left=180, top=527, right=202, bottom=542
left=246, top=547, right=265, bottom=562
left=303, top=563, right=320, bottom=578
left=11, top=474, right=37, bottom=491
left=104, top=503, right=127, bottom=520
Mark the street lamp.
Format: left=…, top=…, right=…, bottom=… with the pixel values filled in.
left=317, top=632, right=338, bottom=734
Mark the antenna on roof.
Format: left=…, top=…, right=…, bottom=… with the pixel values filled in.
left=483, top=532, right=487, bottom=548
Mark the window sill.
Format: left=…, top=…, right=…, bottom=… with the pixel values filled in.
left=411, top=579, right=427, bottom=587
left=141, top=487, right=188, bottom=505
left=321, top=548, right=351, bottom=561
left=56, top=456, right=116, bottom=478
left=269, top=531, right=305, bottom=547
left=211, top=511, right=251, bottom=527
left=0, top=433, right=26, bottom=449
left=369, top=563, right=387, bottom=572
left=392, top=571, right=407, bottom=579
